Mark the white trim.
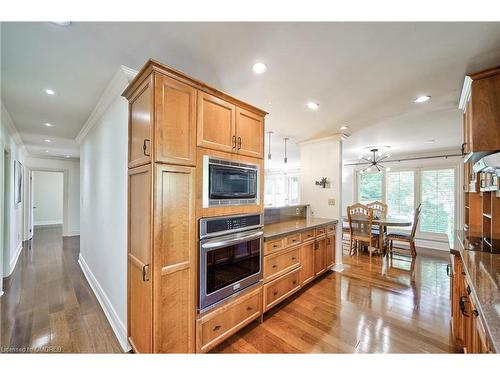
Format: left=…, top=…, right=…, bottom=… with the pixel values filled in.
left=78, top=254, right=130, bottom=352
left=63, top=230, right=80, bottom=237
left=1, top=102, right=25, bottom=149
left=458, top=75, right=472, bottom=110
left=76, top=65, right=137, bottom=143
left=8, top=241, right=23, bottom=276
left=298, top=133, right=346, bottom=145
left=34, top=220, right=63, bottom=226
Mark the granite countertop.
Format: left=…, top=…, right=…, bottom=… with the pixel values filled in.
left=263, top=217, right=338, bottom=241
left=450, top=228, right=500, bottom=353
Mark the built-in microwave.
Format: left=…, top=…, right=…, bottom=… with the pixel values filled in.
left=202, top=156, right=259, bottom=208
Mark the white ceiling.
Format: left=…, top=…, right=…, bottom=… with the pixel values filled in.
left=2, top=22, right=500, bottom=159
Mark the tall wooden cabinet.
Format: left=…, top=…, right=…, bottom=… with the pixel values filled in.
left=123, top=59, right=266, bottom=353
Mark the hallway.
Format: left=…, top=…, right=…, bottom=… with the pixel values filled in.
left=0, top=226, right=121, bottom=353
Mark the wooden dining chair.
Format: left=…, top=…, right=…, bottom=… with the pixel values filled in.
left=347, top=204, right=380, bottom=258
left=387, top=204, right=422, bottom=258
left=367, top=201, right=388, bottom=220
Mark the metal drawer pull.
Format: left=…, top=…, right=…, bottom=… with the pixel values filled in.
left=292, top=257, right=296, bottom=261
left=143, top=139, right=151, bottom=156
left=246, top=306, right=253, bottom=311
left=232, top=135, right=237, bottom=149
left=273, top=291, right=278, bottom=296
left=273, top=244, right=279, bottom=248
left=237, top=137, right=242, bottom=150
left=459, top=296, right=469, bottom=317
left=292, top=280, right=297, bottom=285
left=272, top=264, right=277, bottom=269
left=213, top=325, right=221, bottom=332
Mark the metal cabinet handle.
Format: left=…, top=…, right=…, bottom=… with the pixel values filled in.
left=246, top=306, right=253, bottom=311
left=272, top=264, right=277, bottom=269
left=237, top=137, right=242, bottom=150
left=292, top=280, right=297, bottom=285
left=143, top=139, right=151, bottom=156
left=232, top=135, right=237, bottom=150
left=213, top=325, right=221, bottom=332
left=292, top=257, right=296, bottom=261
left=142, top=264, right=150, bottom=282
left=459, top=296, right=469, bottom=317
left=273, top=291, right=278, bottom=296
left=273, top=244, right=279, bottom=248
left=446, top=264, right=451, bottom=277
left=467, top=285, right=471, bottom=295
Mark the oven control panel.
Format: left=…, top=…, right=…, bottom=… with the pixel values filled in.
left=200, top=214, right=263, bottom=238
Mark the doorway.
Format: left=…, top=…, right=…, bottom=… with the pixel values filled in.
left=31, top=171, right=64, bottom=235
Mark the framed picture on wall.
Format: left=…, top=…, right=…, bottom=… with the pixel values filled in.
left=14, top=160, right=23, bottom=205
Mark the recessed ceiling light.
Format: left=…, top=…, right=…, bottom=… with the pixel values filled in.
left=252, top=62, right=267, bottom=74
left=45, top=88, right=55, bottom=96
left=44, top=139, right=51, bottom=143
left=51, top=21, right=71, bottom=26
left=45, top=150, right=49, bottom=153
left=65, top=155, right=71, bottom=158
left=414, top=95, right=431, bottom=103
left=427, top=139, right=436, bottom=144
left=340, top=125, right=349, bottom=130
left=386, top=167, right=391, bottom=172
left=43, top=122, right=53, bottom=127
left=307, top=102, right=319, bottom=110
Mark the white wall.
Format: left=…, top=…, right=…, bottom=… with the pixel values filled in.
left=300, top=135, right=343, bottom=266
left=1, top=103, right=26, bottom=280
left=25, top=156, right=80, bottom=237
left=342, top=151, right=462, bottom=250
left=33, top=171, right=63, bottom=225
left=79, top=67, right=133, bottom=351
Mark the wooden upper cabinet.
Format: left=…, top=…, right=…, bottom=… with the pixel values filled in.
left=197, top=91, right=236, bottom=153
left=235, top=108, right=264, bottom=158
left=154, top=73, right=196, bottom=166
left=129, top=76, right=153, bottom=168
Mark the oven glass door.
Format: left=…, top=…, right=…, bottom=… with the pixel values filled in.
left=206, top=237, right=260, bottom=294
left=209, top=164, right=257, bottom=200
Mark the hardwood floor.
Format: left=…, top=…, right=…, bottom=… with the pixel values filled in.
left=0, top=226, right=121, bottom=353
left=213, top=248, right=457, bottom=353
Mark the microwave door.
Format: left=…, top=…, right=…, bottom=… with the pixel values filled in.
left=209, top=165, right=257, bottom=200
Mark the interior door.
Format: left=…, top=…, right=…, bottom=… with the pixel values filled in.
left=197, top=91, right=236, bottom=153
left=129, top=76, right=153, bottom=168
left=235, top=107, right=264, bottom=158
left=314, top=237, right=326, bottom=276
left=128, top=165, right=153, bottom=353
left=300, top=240, right=315, bottom=285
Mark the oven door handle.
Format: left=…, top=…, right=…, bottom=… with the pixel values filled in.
left=201, top=231, right=264, bottom=250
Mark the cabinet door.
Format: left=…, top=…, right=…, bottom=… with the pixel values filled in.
left=153, top=164, right=195, bottom=353
left=197, top=91, right=236, bottom=153
left=235, top=107, right=264, bottom=158
left=300, top=240, right=315, bottom=285
left=326, top=234, right=335, bottom=269
left=128, top=165, right=153, bottom=353
left=154, top=74, right=196, bottom=166
left=471, top=75, right=500, bottom=152
left=314, top=237, right=327, bottom=276
left=129, top=76, right=153, bottom=168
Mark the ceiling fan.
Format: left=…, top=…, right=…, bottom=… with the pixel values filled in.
left=360, top=148, right=391, bottom=173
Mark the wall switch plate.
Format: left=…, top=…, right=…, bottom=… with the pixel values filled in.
left=328, top=199, right=335, bottom=206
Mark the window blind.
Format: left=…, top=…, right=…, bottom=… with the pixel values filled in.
left=386, top=171, right=415, bottom=221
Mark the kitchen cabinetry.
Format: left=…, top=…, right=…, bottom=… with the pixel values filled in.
left=197, top=92, right=265, bottom=158
left=123, top=59, right=266, bottom=354
left=300, top=239, right=315, bottom=285
left=450, top=254, right=491, bottom=353
left=460, top=66, right=500, bottom=159
left=314, top=236, right=327, bottom=276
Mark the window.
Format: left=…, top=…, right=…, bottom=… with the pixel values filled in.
left=359, top=172, right=383, bottom=204
left=265, top=171, right=300, bottom=207
left=386, top=171, right=414, bottom=221
left=420, top=169, right=455, bottom=238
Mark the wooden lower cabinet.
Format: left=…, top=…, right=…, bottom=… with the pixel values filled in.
left=300, top=240, right=315, bottom=285
left=196, top=286, right=262, bottom=353
left=450, top=254, right=491, bottom=353
left=263, top=246, right=300, bottom=282
left=314, top=236, right=327, bottom=276
left=326, top=234, right=336, bottom=269
left=263, top=268, right=301, bottom=312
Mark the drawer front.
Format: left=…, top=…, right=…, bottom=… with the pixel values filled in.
left=315, top=226, right=327, bottom=236
left=263, top=268, right=301, bottom=311
left=327, top=224, right=336, bottom=233
left=302, top=230, right=315, bottom=242
left=286, top=233, right=302, bottom=246
left=264, top=238, right=284, bottom=255
left=198, top=287, right=262, bottom=352
left=263, top=246, right=300, bottom=282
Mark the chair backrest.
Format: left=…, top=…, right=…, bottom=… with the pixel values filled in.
left=367, top=201, right=388, bottom=219
left=410, top=203, right=422, bottom=238
left=347, top=203, right=374, bottom=238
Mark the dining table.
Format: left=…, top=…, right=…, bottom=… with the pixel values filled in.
left=342, top=216, right=412, bottom=254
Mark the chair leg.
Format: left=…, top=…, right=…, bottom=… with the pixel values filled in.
left=389, top=240, right=393, bottom=258
left=410, top=241, right=417, bottom=258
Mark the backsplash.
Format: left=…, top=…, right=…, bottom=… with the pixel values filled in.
left=264, top=204, right=310, bottom=224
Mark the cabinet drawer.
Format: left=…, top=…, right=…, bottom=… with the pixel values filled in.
left=263, top=246, right=300, bottom=282
left=263, top=268, right=301, bottom=312
left=302, top=230, right=315, bottom=242
left=327, top=224, right=336, bottom=233
left=264, top=238, right=284, bottom=255
left=285, top=233, right=302, bottom=246
left=315, top=226, right=327, bottom=236
left=197, top=287, right=262, bottom=353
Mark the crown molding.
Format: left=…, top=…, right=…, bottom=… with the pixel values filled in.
left=76, top=65, right=137, bottom=144
left=1, top=102, right=28, bottom=155
left=458, top=75, right=472, bottom=111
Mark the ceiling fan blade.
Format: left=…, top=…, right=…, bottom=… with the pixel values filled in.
left=361, top=157, right=372, bottom=163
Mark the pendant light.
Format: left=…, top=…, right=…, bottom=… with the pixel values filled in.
left=267, top=131, right=273, bottom=160
left=283, top=137, right=289, bottom=164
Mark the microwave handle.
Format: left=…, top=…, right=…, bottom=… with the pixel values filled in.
left=201, top=231, right=263, bottom=250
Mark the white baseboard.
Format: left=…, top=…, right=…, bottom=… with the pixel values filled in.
left=8, top=242, right=23, bottom=276
left=63, top=230, right=80, bottom=237
left=34, top=220, right=63, bottom=226
left=78, top=254, right=130, bottom=352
